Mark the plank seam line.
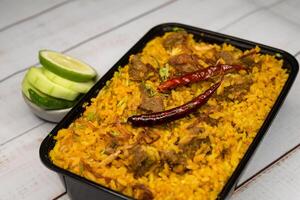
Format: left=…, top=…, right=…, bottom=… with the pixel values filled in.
left=1, top=1, right=299, bottom=194
left=218, top=0, right=287, bottom=31
left=294, top=50, right=300, bottom=57
left=0, top=0, right=177, bottom=145
left=0, top=0, right=177, bottom=84
left=53, top=191, right=67, bottom=200
left=0, top=0, right=74, bottom=33
left=233, top=144, right=300, bottom=194
left=0, top=121, right=46, bottom=146
left=61, top=0, right=177, bottom=53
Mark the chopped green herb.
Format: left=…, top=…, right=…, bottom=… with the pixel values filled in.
left=100, top=149, right=106, bottom=154
left=145, top=83, right=156, bottom=97
left=75, top=123, right=85, bottom=129
left=79, top=162, right=84, bottom=174
left=172, top=27, right=185, bottom=32
left=117, top=97, right=128, bottom=107
left=275, top=53, right=282, bottom=58
left=159, top=66, right=169, bottom=81
left=111, top=131, right=119, bottom=137
left=86, top=112, right=95, bottom=121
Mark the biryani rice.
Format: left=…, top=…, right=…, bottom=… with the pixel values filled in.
left=50, top=31, right=288, bottom=200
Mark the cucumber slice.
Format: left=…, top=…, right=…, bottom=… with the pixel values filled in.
left=39, top=50, right=97, bottom=82
left=42, top=67, right=94, bottom=93
left=22, top=74, right=34, bottom=99
left=26, top=67, right=79, bottom=101
left=28, top=89, right=76, bottom=110
left=22, top=77, right=76, bottom=109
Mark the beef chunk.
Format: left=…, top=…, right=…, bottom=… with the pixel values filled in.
left=137, top=130, right=160, bottom=145
left=198, top=113, right=219, bottom=127
left=163, top=32, right=188, bottom=50
left=139, top=96, right=164, bottom=113
left=186, top=120, right=206, bottom=134
left=128, top=146, right=156, bottom=178
left=160, top=150, right=187, bottom=174
left=168, top=53, right=202, bottom=73
left=217, top=51, right=235, bottom=65
left=129, top=55, right=155, bottom=81
left=215, top=78, right=253, bottom=102
left=240, top=56, right=255, bottom=68
left=179, top=136, right=210, bottom=158
left=133, top=184, right=154, bottom=200
left=139, top=84, right=164, bottom=112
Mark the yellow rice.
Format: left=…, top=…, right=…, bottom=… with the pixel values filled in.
left=50, top=32, right=288, bottom=200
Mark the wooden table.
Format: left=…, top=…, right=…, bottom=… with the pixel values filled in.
left=1, top=0, right=299, bottom=199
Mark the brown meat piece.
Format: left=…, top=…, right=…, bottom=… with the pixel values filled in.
left=240, top=56, right=255, bottom=68
left=198, top=113, right=219, bottom=127
left=137, top=130, right=160, bottom=145
left=128, top=145, right=156, bottom=178
left=128, top=55, right=155, bottom=81
left=217, top=51, right=235, bottom=65
left=216, top=78, right=253, bottom=102
left=220, top=148, right=229, bottom=159
left=168, top=53, right=202, bottom=73
left=203, top=48, right=219, bottom=65
left=139, top=96, right=164, bottom=113
left=163, top=32, right=188, bottom=50
left=186, top=119, right=206, bottom=134
left=133, top=184, right=154, bottom=200
left=179, top=136, right=210, bottom=158
left=160, top=150, right=187, bottom=174
left=139, top=84, right=164, bottom=112
left=103, top=140, right=118, bottom=155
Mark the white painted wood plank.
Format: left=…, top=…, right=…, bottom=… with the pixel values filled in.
left=232, top=146, right=300, bottom=200
left=0, top=71, right=43, bottom=144
left=0, top=123, right=65, bottom=200
left=270, top=0, right=300, bottom=26
left=56, top=194, right=70, bottom=200
left=221, top=0, right=300, bottom=55
left=1, top=1, right=300, bottom=200
left=0, top=0, right=171, bottom=144
left=0, top=0, right=264, bottom=146
left=66, top=0, right=269, bottom=76
left=0, top=0, right=171, bottom=81
left=0, top=0, right=66, bottom=30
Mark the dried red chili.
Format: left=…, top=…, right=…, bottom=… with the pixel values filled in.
left=128, top=80, right=222, bottom=126
left=157, top=64, right=244, bottom=92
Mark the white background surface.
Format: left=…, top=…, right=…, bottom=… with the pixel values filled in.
left=0, top=0, right=299, bottom=199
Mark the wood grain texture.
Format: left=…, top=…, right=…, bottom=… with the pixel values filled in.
left=221, top=0, right=300, bottom=54
left=232, top=146, right=300, bottom=199
left=0, top=123, right=65, bottom=200
left=0, top=0, right=171, bottom=81
left=0, top=71, right=43, bottom=144
left=0, top=0, right=260, bottom=148
left=0, top=0, right=300, bottom=199
left=0, top=0, right=172, bottom=144
left=0, top=0, right=67, bottom=30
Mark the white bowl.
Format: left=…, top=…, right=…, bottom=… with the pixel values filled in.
left=22, top=93, right=71, bottom=123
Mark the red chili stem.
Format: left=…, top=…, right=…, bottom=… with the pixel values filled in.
left=128, top=80, right=222, bottom=126
left=158, top=64, right=244, bottom=92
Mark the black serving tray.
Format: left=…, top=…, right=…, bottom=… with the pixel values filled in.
left=40, top=23, right=299, bottom=200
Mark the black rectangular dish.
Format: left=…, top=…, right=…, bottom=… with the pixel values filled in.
left=40, top=23, right=299, bottom=200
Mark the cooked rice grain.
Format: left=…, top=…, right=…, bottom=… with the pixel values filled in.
left=50, top=32, right=288, bottom=200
